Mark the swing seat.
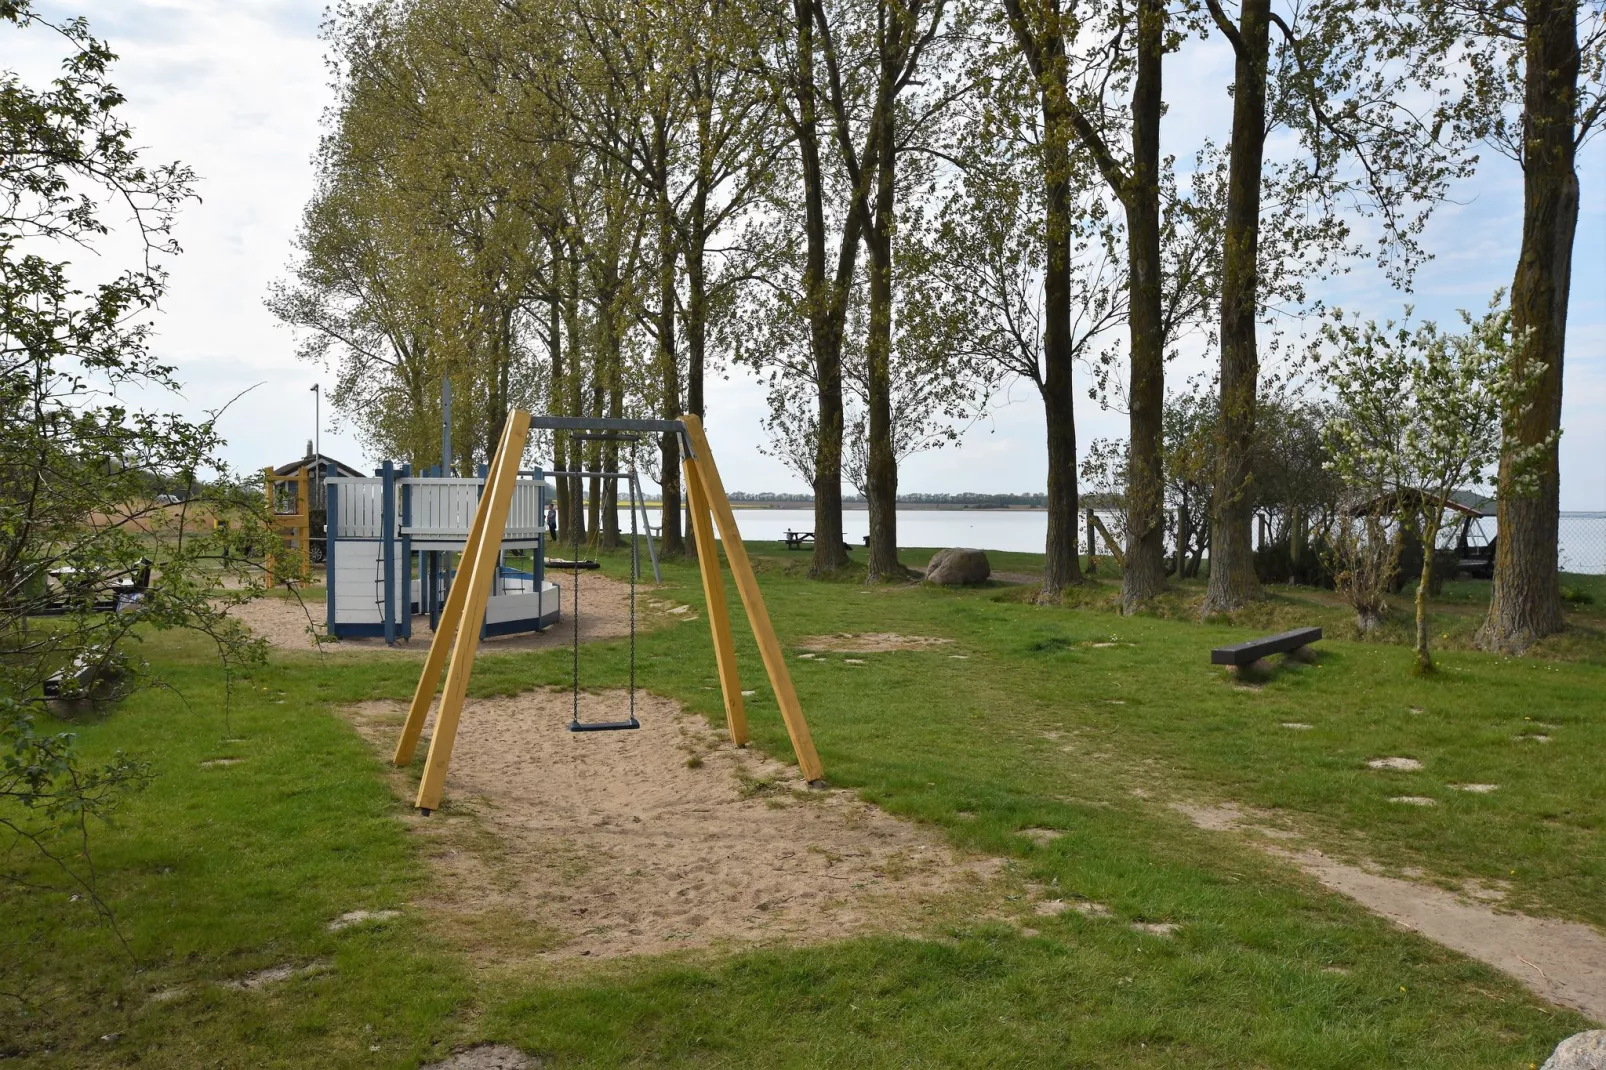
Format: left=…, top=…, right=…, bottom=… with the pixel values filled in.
left=569, top=717, right=641, bottom=733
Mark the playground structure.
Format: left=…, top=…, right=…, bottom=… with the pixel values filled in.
left=393, top=412, right=825, bottom=813
left=322, top=462, right=561, bottom=642
left=264, top=453, right=363, bottom=584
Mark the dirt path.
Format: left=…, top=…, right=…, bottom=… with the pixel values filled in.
left=225, top=572, right=665, bottom=654
left=346, top=689, right=1005, bottom=962
left=1176, top=802, right=1606, bottom=1022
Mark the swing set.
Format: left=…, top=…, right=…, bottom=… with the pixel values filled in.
left=391, top=411, right=825, bottom=814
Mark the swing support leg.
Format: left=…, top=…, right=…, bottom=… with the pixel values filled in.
left=393, top=417, right=520, bottom=770
left=681, top=415, right=824, bottom=784
left=683, top=457, right=747, bottom=746
left=406, top=410, right=532, bottom=813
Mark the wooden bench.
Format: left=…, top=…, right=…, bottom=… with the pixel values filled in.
left=783, top=530, right=814, bottom=550
left=1210, top=627, right=1322, bottom=667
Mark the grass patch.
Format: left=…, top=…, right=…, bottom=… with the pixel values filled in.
left=2, top=545, right=1599, bottom=1066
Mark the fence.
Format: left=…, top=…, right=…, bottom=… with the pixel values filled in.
left=1559, top=513, right=1606, bottom=576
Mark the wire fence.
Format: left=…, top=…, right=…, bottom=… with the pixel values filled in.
left=1559, top=513, right=1606, bottom=576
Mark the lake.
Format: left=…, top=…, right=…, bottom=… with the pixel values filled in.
left=612, top=507, right=1606, bottom=575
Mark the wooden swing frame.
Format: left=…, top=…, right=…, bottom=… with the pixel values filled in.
left=391, top=411, right=824, bottom=813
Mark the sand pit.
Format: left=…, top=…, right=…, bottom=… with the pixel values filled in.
left=225, top=572, right=663, bottom=654
left=796, top=633, right=954, bottom=653
left=345, top=689, right=1004, bottom=961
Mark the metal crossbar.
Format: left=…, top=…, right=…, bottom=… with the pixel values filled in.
left=528, top=416, right=695, bottom=458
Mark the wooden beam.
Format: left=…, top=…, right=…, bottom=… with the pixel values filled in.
left=411, top=409, right=532, bottom=812
left=680, top=415, right=824, bottom=783
left=683, top=457, right=748, bottom=746
left=393, top=417, right=520, bottom=766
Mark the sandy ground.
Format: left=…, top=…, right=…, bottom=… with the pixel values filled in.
left=345, top=689, right=1005, bottom=962
left=796, top=632, right=955, bottom=653
left=1174, top=801, right=1606, bottom=1023
left=224, top=572, right=657, bottom=654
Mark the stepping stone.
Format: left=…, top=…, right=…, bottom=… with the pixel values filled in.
left=844, top=658, right=866, bottom=665
left=1389, top=796, right=1437, bottom=806
left=1517, top=734, right=1552, bottom=743
left=1132, top=922, right=1179, bottom=936
left=1368, top=757, right=1423, bottom=771
left=328, top=909, right=401, bottom=932
left=1073, top=901, right=1113, bottom=917
left=201, top=758, right=242, bottom=768
left=1018, top=827, right=1064, bottom=845
left=1451, top=783, right=1500, bottom=793
left=1281, top=722, right=1314, bottom=730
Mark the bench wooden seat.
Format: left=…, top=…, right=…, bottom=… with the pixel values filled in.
left=1210, top=627, right=1322, bottom=667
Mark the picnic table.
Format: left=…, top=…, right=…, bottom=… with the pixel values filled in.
left=784, top=530, right=814, bottom=550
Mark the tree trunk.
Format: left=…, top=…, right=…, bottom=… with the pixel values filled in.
left=1036, top=13, right=1084, bottom=599
left=655, top=119, right=686, bottom=557
left=1415, top=515, right=1441, bottom=672
left=863, top=53, right=902, bottom=584
left=1201, top=0, right=1269, bottom=616
left=547, top=267, right=569, bottom=546
left=563, top=251, right=586, bottom=542
left=1479, top=0, right=1577, bottom=652
left=795, top=0, right=855, bottom=576
left=588, top=355, right=603, bottom=542
left=601, top=290, right=623, bottom=550
left=1121, top=0, right=1168, bottom=613
left=684, top=154, right=710, bottom=562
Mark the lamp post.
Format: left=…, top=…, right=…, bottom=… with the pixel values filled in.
left=310, top=383, right=320, bottom=462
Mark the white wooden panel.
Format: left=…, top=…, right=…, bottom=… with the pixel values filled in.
left=328, top=478, right=387, bottom=538
left=401, top=477, right=542, bottom=540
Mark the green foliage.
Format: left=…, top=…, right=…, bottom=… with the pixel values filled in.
left=0, top=2, right=271, bottom=959
left=1317, top=295, right=1547, bottom=669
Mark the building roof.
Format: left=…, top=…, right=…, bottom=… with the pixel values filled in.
left=1351, top=488, right=1497, bottom=518
left=273, top=453, right=365, bottom=478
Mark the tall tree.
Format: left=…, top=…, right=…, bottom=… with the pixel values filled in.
left=1195, top=0, right=1473, bottom=615
left=1445, top=0, right=1605, bottom=650
left=744, top=0, right=874, bottom=575
left=996, top=0, right=1114, bottom=597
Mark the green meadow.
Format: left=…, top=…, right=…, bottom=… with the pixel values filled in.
left=3, top=544, right=1601, bottom=1067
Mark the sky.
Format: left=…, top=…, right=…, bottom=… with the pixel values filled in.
left=8, top=0, right=1604, bottom=509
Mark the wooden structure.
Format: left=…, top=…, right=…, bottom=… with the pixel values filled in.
left=264, top=453, right=363, bottom=584
left=265, top=463, right=310, bottom=584
left=393, top=412, right=824, bottom=813
left=1210, top=626, right=1322, bottom=667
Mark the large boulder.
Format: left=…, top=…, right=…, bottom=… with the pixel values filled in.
left=1544, top=1032, right=1606, bottom=1070
left=924, top=547, right=991, bottom=586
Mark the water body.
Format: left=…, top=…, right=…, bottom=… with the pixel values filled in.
left=609, top=507, right=1606, bottom=575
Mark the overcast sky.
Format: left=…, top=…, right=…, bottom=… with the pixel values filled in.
left=10, top=1, right=1604, bottom=508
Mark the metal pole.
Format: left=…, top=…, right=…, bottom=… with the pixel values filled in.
left=632, top=471, right=661, bottom=583
left=441, top=377, right=453, bottom=476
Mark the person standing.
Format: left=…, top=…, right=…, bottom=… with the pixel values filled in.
left=546, top=500, right=558, bottom=541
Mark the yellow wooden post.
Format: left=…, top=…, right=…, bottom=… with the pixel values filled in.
left=680, top=415, right=824, bottom=783
left=393, top=418, right=521, bottom=767
left=411, top=409, right=531, bottom=812
left=295, top=465, right=311, bottom=579
left=683, top=457, right=748, bottom=746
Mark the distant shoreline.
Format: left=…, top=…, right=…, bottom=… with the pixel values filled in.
left=640, top=501, right=1054, bottom=512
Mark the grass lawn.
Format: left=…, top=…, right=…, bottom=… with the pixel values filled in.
left=2, top=542, right=1601, bottom=1067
